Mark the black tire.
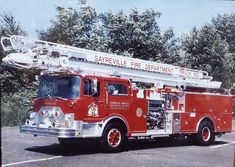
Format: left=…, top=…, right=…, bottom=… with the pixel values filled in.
left=187, top=134, right=197, bottom=144
left=100, top=123, right=126, bottom=153
left=58, top=138, right=83, bottom=148
left=196, top=121, right=215, bottom=146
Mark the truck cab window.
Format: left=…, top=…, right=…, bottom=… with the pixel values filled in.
left=107, top=83, right=128, bottom=96
left=84, top=79, right=100, bottom=96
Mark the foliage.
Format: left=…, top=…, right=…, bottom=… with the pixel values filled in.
left=181, top=13, right=235, bottom=88
left=38, top=0, right=180, bottom=65
left=1, top=86, right=37, bottom=126
left=0, top=12, right=37, bottom=126
left=38, top=1, right=104, bottom=50
left=181, top=25, right=230, bottom=87
left=0, top=12, right=38, bottom=94
left=212, top=14, right=235, bottom=85
left=0, top=12, right=25, bottom=62
left=212, top=14, right=235, bottom=53
left=99, top=9, right=180, bottom=64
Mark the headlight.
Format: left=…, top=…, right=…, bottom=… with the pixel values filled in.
left=53, top=111, right=60, bottom=118
left=64, top=113, right=74, bottom=128
left=25, top=111, right=37, bottom=125
left=29, top=112, right=36, bottom=120
left=43, top=110, right=49, bottom=117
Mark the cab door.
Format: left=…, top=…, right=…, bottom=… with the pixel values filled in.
left=105, top=80, right=147, bottom=133
left=106, top=81, right=130, bottom=116
left=80, top=78, right=106, bottom=122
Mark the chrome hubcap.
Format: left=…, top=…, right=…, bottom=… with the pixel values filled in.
left=202, top=127, right=210, bottom=141
left=107, top=128, right=121, bottom=147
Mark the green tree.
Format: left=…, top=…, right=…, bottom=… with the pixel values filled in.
left=0, top=12, right=25, bottom=63
left=99, top=9, right=180, bottom=64
left=181, top=25, right=230, bottom=87
left=38, top=0, right=107, bottom=51
left=38, top=6, right=79, bottom=45
left=181, top=13, right=235, bottom=88
left=212, top=14, right=235, bottom=53
left=0, top=12, right=37, bottom=126
left=212, top=14, right=235, bottom=86
left=38, top=1, right=180, bottom=65
left=0, top=13, right=37, bottom=94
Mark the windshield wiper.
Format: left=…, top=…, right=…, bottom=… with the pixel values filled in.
left=34, top=95, right=50, bottom=100
left=34, top=95, right=67, bottom=101
left=52, top=96, right=67, bottom=101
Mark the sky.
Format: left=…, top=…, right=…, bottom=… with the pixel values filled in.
left=0, top=0, right=235, bottom=38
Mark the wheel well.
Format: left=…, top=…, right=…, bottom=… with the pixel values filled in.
left=106, top=118, right=128, bottom=135
left=197, top=117, right=215, bottom=132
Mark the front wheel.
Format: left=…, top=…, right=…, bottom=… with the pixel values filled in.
left=58, top=138, right=83, bottom=148
left=100, top=123, right=126, bottom=153
left=196, top=121, right=215, bottom=146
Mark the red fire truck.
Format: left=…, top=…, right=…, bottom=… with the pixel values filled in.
left=1, top=36, right=234, bottom=152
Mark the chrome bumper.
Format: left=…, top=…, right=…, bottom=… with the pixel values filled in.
left=20, top=125, right=80, bottom=138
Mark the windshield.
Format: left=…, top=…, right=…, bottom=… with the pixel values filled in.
left=37, top=76, right=80, bottom=99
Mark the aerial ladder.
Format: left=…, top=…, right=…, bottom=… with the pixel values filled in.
left=1, top=35, right=221, bottom=89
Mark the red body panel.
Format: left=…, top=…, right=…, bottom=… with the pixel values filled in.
left=33, top=99, right=77, bottom=114
left=181, top=93, right=233, bottom=133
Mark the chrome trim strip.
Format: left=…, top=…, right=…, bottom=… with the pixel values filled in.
left=20, top=125, right=80, bottom=138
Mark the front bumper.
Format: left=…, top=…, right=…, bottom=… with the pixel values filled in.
left=20, top=121, right=103, bottom=138
left=20, top=125, right=80, bottom=138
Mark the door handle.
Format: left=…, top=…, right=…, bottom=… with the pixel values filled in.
left=106, top=91, right=108, bottom=105
left=98, top=101, right=104, bottom=103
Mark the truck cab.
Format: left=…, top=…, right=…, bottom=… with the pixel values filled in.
left=21, top=72, right=148, bottom=151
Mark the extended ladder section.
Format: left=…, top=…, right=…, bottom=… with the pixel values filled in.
left=1, top=35, right=221, bottom=89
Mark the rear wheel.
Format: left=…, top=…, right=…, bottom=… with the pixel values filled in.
left=196, top=121, right=215, bottom=146
left=101, top=123, right=126, bottom=152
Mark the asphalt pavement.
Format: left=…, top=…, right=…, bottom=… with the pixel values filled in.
left=1, top=125, right=235, bottom=167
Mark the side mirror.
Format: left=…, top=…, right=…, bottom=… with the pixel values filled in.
left=91, top=78, right=98, bottom=94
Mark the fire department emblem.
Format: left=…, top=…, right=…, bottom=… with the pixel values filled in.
left=88, top=102, right=99, bottom=117
left=136, top=108, right=143, bottom=117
